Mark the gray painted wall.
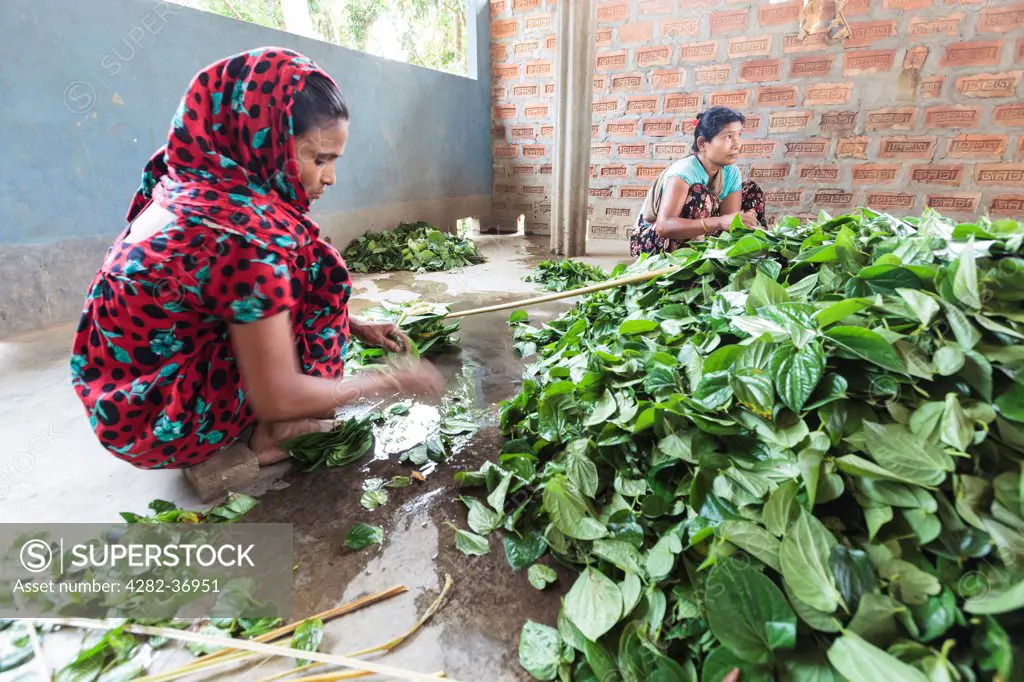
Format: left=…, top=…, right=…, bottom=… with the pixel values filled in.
left=0, top=0, right=492, bottom=335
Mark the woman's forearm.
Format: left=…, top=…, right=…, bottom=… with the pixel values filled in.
left=655, top=216, right=723, bottom=241
left=252, top=372, right=396, bottom=422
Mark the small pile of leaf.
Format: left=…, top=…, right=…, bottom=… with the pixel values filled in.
left=347, top=300, right=461, bottom=374
left=282, top=415, right=376, bottom=471
left=342, top=221, right=485, bottom=273
left=120, top=492, right=259, bottom=524
left=524, top=259, right=609, bottom=292
left=453, top=209, right=1024, bottom=681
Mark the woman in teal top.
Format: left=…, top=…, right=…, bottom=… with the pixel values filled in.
left=630, top=106, right=767, bottom=256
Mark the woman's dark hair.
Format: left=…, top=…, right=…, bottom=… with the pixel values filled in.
left=292, top=72, right=349, bottom=136
left=692, top=106, right=746, bottom=153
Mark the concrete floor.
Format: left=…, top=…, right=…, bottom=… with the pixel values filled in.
left=0, top=234, right=630, bottom=681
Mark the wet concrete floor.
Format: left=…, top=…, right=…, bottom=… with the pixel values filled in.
left=0, top=234, right=630, bottom=680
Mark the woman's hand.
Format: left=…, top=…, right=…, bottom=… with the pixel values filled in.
left=718, top=210, right=761, bottom=232
left=362, top=360, right=445, bottom=400
left=352, top=319, right=411, bottom=353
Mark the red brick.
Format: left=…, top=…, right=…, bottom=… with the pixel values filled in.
left=514, top=40, right=539, bottom=57
left=843, top=0, right=872, bottom=15
left=740, top=140, right=780, bottom=159
left=490, top=0, right=506, bottom=15
left=596, top=0, right=629, bottom=23
left=635, top=164, right=670, bottom=180
left=593, top=124, right=601, bottom=138
left=524, top=14, right=551, bottom=31
left=910, top=164, right=965, bottom=186
left=626, top=96, right=660, bottom=114
left=814, top=190, right=857, bottom=208
left=845, top=49, right=896, bottom=76
left=540, top=125, right=554, bottom=138
left=710, top=90, right=751, bottom=109
left=596, top=28, right=613, bottom=47
left=821, top=111, right=858, bottom=130
left=636, top=46, right=673, bottom=67
left=512, top=0, right=540, bottom=11
left=904, top=47, right=930, bottom=70
left=493, top=86, right=508, bottom=101
left=866, top=193, right=917, bottom=211
left=798, top=165, right=840, bottom=183
left=837, top=137, right=871, bottom=159
left=805, top=83, right=854, bottom=106
left=943, top=41, right=1004, bottom=68
left=695, top=65, right=732, bottom=87
left=748, top=164, right=791, bottom=182
left=759, top=0, right=801, bottom=27
left=494, top=144, right=518, bottom=158
left=639, top=0, right=672, bottom=13
left=866, top=107, right=919, bottom=131
left=510, top=125, right=537, bottom=140
left=785, top=139, right=831, bottom=158
left=1020, top=136, right=1024, bottom=156
left=591, top=143, right=613, bottom=158
left=710, top=9, right=749, bottom=33
left=665, top=93, right=702, bottom=112
left=620, top=185, right=650, bottom=199
left=740, top=59, right=782, bottom=83
left=494, top=105, right=517, bottom=120
left=651, top=70, right=685, bottom=90
left=879, top=136, right=937, bottom=160
left=544, top=83, right=556, bottom=96
left=995, top=103, right=1024, bottom=126
left=907, top=15, right=963, bottom=40
left=493, top=63, right=520, bottom=80
left=619, top=22, right=654, bottom=43
left=784, top=30, right=829, bottom=54
left=593, top=75, right=608, bottom=91
left=661, top=18, right=699, bottom=37
left=492, top=44, right=509, bottom=61
left=789, top=55, right=835, bottom=79
left=769, top=111, right=814, bottom=133
left=728, top=35, right=773, bottom=59
left=757, top=85, right=799, bottom=107
left=920, top=76, right=945, bottom=99
left=491, top=18, right=518, bottom=38
left=595, top=50, right=628, bottom=71
left=511, top=84, right=540, bottom=98
left=844, top=21, right=897, bottom=48
left=523, top=145, right=547, bottom=159
left=590, top=224, right=620, bottom=240
left=653, top=143, right=691, bottom=159
left=957, top=72, right=1022, bottom=98
left=605, top=206, right=633, bottom=218
left=592, top=99, right=619, bottom=115
left=611, top=73, right=645, bottom=92
left=1017, top=38, right=1024, bottom=61
left=494, top=183, right=517, bottom=194
left=642, top=118, right=677, bottom=137
left=525, top=60, right=554, bottom=78
left=680, top=41, right=720, bottom=63
left=681, top=118, right=697, bottom=135
left=926, top=193, right=981, bottom=214
left=884, top=0, right=933, bottom=8
left=924, top=106, right=980, bottom=129
left=979, top=5, right=1024, bottom=34
left=766, top=190, right=805, bottom=206
left=513, top=164, right=537, bottom=175
left=618, top=144, right=649, bottom=158
left=493, top=124, right=507, bottom=140
left=991, top=195, right=1024, bottom=215
left=744, top=115, right=763, bottom=133
left=522, top=185, right=547, bottom=195
left=606, top=119, right=638, bottom=136
left=524, top=103, right=551, bottom=120
left=851, top=164, right=900, bottom=184
left=545, top=35, right=557, bottom=50
left=946, top=134, right=1008, bottom=159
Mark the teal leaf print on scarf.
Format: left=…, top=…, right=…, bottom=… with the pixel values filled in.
left=231, top=79, right=247, bottom=115
left=151, top=328, right=184, bottom=358
left=70, top=354, right=87, bottom=379
left=218, top=154, right=238, bottom=168
left=154, top=412, right=185, bottom=442
left=273, top=234, right=296, bottom=249
left=158, top=362, right=181, bottom=384
left=210, top=91, right=223, bottom=115
left=231, top=294, right=266, bottom=324
left=252, top=127, right=271, bottom=149
left=111, top=345, right=132, bottom=364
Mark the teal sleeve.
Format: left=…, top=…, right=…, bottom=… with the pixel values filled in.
left=723, top=166, right=742, bottom=198
left=666, top=158, right=703, bottom=186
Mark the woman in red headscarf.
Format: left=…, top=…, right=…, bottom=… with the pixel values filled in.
left=71, top=47, right=443, bottom=470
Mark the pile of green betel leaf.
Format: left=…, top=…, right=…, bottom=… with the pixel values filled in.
left=341, top=221, right=486, bottom=273
left=453, top=209, right=1024, bottom=681
left=525, top=259, right=610, bottom=292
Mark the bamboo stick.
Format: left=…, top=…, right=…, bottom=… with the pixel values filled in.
left=135, top=585, right=408, bottom=682
left=445, top=265, right=681, bottom=319
left=50, top=618, right=457, bottom=682
left=295, top=670, right=444, bottom=682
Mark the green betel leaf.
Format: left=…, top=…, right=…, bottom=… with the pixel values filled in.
left=463, top=496, right=503, bottom=535
left=995, top=381, right=1024, bottom=423
left=847, top=593, right=906, bottom=647
left=718, top=520, right=782, bottom=571
left=344, top=523, right=384, bottom=550
left=564, top=567, right=623, bottom=642
left=566, top=451, right=600, bottom=499
left=592, top=539, right=645, bottom=575
left=619, top=319, right=659, bottom=335
left=827, top=546, right=876, bottom=614
left=878, top=559, right=941, bottom=606
left=504, top=531, right=547, bottom=571
left=897, top=288, right=940, bottom=326
left=705, top=558, right=797, bottom=664
left=619, top=571, right=643, bottom=616
left=932, top=345, right=965, bottom=376
left=290, top=617, right=324, bottom=667
left=953, top=240, right=982, bottom=311
left=814, top=298, right=872, bottom=328
left=585, top=390, right=617, bottom=426
left=729, top=368, right=775, bottom=417
left=764, top=480, right=800, bottom=536
left=939, top=393, right=972, bottom=452
left=863, top=421, right=952, bottom=486
left=941, top=301, right=981, bottom=350
left=701, top=647, right=773, bottom=682
left=452, top=527, right=491, bottom=556
left=528, top=564, right=558, bottom=590
left=748, top=271, right=791, bottom=310
left=645, top=533, right=682, bottom=582
left=519, top=620, right=563, bottom=681
left=824, top=326, right=905, bottom=373
left=771, top=342, right=826, bottom=412
left=543, top=476, right=608, bottom=541
left=780, top=508, right=843, bottom=614
left=826, top=631, right=929, bottom=682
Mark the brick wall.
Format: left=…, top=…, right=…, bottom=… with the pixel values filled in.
left=489, top=0, right=1024, bottom=240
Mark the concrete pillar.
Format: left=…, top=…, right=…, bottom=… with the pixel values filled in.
left=550, top=0, right=596, bottom=257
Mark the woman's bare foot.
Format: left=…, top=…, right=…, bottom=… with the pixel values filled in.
left=249, top=419, right=335, bottom=466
